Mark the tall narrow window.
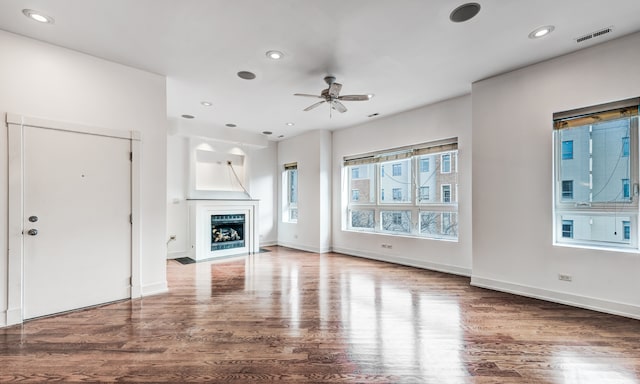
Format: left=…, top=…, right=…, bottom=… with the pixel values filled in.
left=442, top=185, right=451, bottom=203
left=623, top=220, right=631, bottom=240
left=562, top=220, right=574, bottom=238
left=622, top=136, right=630, bottom=157
left=284, top=162, right=298, bottom=222
left=420, top=158, right=430, bottom=173
left=623, top=178, right=630, bottom=199
left=392, top=163, right=402, bottom=176
left=562, top=180, right=574, bottom=199
left=441, top=154, right=451, bottom=173
left=553, top=97, right=638, bottom=249
left=419, top=186, right=430, bottom=202
left=562, top=140, right=574, bottom=159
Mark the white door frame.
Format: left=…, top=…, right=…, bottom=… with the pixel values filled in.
left=5, top=113, right=142, bottom=326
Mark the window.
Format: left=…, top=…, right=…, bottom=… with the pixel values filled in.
left=392, top=188, right=402, bottom=201
left=562, top=180, right=573, bottom=199
left=623, top=220, right=631, bottom=240
left=562, top=220, right=573, bottom=238
left=623, top=179, right=630, bottom=199
left=344, top=138, right=458, bottom=240
left=381, top=158, right=411, bottom=203
left=350, top=209, right=374, bottom=230
left=420, top=158, right=430, bottom=173
left=562, top=140, right=573, bottom=159
left=553, top=97, right=638, bottom=249
left=442, top=185, right=451, bottom=203
left=349, top=164, right=375, bottom=204
left=623, top=136, right=630, bottom=157
left=381, top=211, right=411, bottom=234
left=283, top=163, right=298, bottom=222
left=419, top=186, right=430, bottom=201
left=441, top=154, right=451, bottom=173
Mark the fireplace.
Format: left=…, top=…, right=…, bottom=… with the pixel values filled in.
left=211, top=214, right=245, bottom=251
left=189, top=199, right=259, bottom=260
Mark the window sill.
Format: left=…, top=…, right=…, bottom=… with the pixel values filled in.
left=553, top=241, right=639, bottom=254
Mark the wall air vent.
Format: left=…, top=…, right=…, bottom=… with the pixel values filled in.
left=576, top=27, right=613, bottom=43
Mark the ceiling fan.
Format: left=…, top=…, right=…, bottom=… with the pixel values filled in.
left=294, top=76, right=372, bottom=115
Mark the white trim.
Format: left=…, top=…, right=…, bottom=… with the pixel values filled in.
left=6, top=113, right=142, bottom=325
left=332, top=246, right=471, bottom=277
left=130, top=138, right=142, bottom=298
left=260, top=240, right=278, bottom=247
left=471, top=276, right=640, bottom=320
left=141, top=281, right=169, bottom=296
left=277, top=241, right=331, bottom=254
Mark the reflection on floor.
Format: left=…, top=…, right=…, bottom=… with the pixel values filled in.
left=1, top=246, right=639, bottom=383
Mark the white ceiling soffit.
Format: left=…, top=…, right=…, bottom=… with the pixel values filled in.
left=1, top=0, right=640, bottom=141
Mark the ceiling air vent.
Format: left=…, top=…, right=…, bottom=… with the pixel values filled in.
left=576, top=27, right=613, bottom=43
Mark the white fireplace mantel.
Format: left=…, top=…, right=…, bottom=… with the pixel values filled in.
left=188, top=199, right=259, bottom=260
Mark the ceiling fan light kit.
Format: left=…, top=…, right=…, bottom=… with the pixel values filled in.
left=295, top=76, right=372, bottom=117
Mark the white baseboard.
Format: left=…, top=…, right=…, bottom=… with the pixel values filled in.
left=260, top=240, right=278, bottom=247
left=141, top=281, right=169, bottom=297
left=277, top=241, right=332, bottom=254
left=471, top=276, right=640, bottom=320
left=332, top=246, right=471, bottom=277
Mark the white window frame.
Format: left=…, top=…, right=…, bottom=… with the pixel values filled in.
left=553, top=97, right=639, bottom=250
left=343, top=138, right=458, bottom=241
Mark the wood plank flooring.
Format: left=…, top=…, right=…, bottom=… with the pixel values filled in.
left=1, top=246, right=640, bottom=383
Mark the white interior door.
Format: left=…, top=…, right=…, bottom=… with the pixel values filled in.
left=23, top=126, right=132, bottom=319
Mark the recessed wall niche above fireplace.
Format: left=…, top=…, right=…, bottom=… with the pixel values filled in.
left=188, top=200, right=259, bottom=260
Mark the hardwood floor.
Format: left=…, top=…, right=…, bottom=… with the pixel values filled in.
left=1, top=246, right=639, bottom=383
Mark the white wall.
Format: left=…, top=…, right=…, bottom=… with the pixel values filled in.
left=166, top=135, right=278, bottom=257
left=0, top=31, right=168, bottom=325
left=332, top=95, right=472, bottom=276
left=278, top=130, right=332, bottom=253
left=471, top=31, right=640, bottom=319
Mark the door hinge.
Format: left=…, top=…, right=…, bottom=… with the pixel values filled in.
left=129, top=277, right=132, bottom=286
left=129, top=214, right=133, bottom=224
left=129, top=152, right=133, bottom=161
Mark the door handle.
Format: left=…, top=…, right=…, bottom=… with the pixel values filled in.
left=27, top=229, right=38, bottom=236
left=29, top=216, right=38, bottom=222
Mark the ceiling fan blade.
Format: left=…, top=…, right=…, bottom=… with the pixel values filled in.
left=332, top=100, right=347, bottom=113
left=328, top=82, right=342, bottom=98
left=304, top=100, right=326, bottom=111
left=294, top=93, right=323, bottom=98
left=338, top=94, right=372, bottom=101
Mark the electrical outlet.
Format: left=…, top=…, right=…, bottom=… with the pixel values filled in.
left=558, top=274, right=572, bottom=282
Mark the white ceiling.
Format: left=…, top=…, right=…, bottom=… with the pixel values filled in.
left=1, top=0, right=640, bottom=141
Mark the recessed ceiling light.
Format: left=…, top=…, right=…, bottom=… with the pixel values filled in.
left=237, top=71, right=256, bottom=80
left=266, top=50, right=284, bottom=60
left=368, top=113, right=380, bottom=118
left=278, top=135, right=285, bottom=138
left=22, top=9, right=54, bottom=24
left=181, top=114, right=195, bottom=119
left=201, top=101, right=212, bottom=107
left=449, top=3, right=481, bottom=23
left=262, top=131, right=273, bottom=135
left=529, top=25, right=555, bottom=39
left=225, top=123, right=237, bottom=128
left=286, top=122, right=295, bottom=126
